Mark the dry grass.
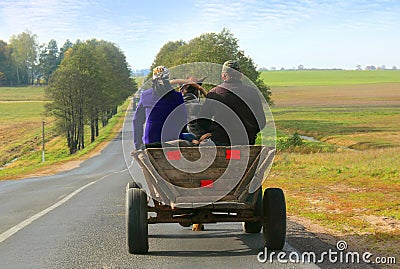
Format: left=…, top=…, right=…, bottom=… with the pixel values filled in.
left=271, top=83, right=400, bottom=107
left=266, top=147, right=400, bottom=263
left=265, top=81, right=400, bottom=262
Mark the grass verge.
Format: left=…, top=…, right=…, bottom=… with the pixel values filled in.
left=0, top=98, right=131, bottom=180
left=264, top=147, right=400, bottom=262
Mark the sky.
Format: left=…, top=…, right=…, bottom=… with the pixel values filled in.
left=0, top=0, right=399, bottom=70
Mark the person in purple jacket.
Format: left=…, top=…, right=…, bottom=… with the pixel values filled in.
left=133, top=66, right=188, bottom=149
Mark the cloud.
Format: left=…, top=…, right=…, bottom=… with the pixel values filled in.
left=0, top=0, right=153, bottom=44
left=193, top=0, right=400, bottom=33
left=194, top=0, right=321, bottom=32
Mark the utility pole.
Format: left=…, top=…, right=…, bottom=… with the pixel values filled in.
left=42, top=120, right=45, bottom=162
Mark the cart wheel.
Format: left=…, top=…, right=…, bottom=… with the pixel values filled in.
left=179, top=222, right=191, bottom=228
left=126, top=188, right=148, bottom=254
left=263, top=188, right=286, bottom=250
left=126, top=181, right=140, bottom=192
left=243, top=188, right=262, bottom=233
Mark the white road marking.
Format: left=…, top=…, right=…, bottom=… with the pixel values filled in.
left=0, top=166, right=130, bottom=244
left=0, top=104, right=134, bottom=244
left=0, top=181, right=96, bottom=244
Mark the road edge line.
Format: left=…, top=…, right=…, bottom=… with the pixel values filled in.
left=0, top=181, right=96, bottom=244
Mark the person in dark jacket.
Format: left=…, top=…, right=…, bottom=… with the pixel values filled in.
left=132, top=66, right=188, bottom=149
left=198, top=60, right=266, bottom=146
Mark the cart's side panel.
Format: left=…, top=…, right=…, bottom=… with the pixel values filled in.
left=145, top=146, right=262, bottom=191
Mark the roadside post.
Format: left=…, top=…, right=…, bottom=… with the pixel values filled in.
left=42, top=120, right=45, bottom=162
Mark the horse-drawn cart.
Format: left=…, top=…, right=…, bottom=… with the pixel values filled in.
left=126, top=145, right=286, bottom=254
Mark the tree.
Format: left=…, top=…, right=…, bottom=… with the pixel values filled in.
left=46, top=39, right=135, bottom=154
left=151, top=40, right=185, bottom=68
left=46, top=66, right=88, bottom=153
left=150, top=29, right=272, bottom=104
left=9, top=30, right=39, bottom=85
left=38, top=39, right=60, bottom=84
left=59, top=39, right=73, bottom=61
left=0, top=40, right=14, bottom=85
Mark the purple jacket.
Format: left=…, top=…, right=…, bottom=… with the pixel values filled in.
left=133, top=88, right=187, bottom=149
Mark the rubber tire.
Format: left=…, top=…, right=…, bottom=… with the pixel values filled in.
left=262, top=188, right=286, bottom=250
left=243, top=188, right=263, bottom=233
left=179, top=222, right=191, bottom=228
left=126, top=181, right=140, bottom=191
left=126, top=188, right=148, bottom=254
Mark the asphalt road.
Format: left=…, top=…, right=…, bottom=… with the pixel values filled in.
left=0, top=103, right=351, bottom=269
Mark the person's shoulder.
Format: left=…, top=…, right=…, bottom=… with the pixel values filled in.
left=209, top=85, right=227, bottom=94
left=144, top=88, right=153, bottom=93
left=168, top=90, right=184, bottom=101
left=141, top=88, right=153, bottom=97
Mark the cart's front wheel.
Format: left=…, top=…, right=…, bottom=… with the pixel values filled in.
left=263, top=188, right=286, bottom=250
left=126, top=188, right=148, bottom=254
left=243, top=188, right=262, bottom=233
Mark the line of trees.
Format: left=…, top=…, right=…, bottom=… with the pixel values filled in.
left=0, top=30, right=74, bottom=86
left=150, top=29, right=272, bottom=105
left=46, top=39, right=136, bottom=154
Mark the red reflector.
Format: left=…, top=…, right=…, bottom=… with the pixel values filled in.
left=166, top=150, right=181, bottom=160
left=201, top=180, right=214, bottom=188
left=226, top=149, right=241, bottom=160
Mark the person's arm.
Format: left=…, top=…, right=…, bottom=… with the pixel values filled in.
left=132, top=98, right=146, bottom=149
left=170, top=79, right=207, bottom=97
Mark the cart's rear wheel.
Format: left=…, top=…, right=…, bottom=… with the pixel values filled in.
left=179, top=222, right=191, bottom=228
left=263, top=188, right=286, bottom=250
left=243, top=188, right=262, bottom=233
left=126, top=188, right=148, bottom=254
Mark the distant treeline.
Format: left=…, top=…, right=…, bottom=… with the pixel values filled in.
left=0, top=30, right=72, bottom=86
left=0, top=30, right=136, bottom=154
left=259, top=64, right=398, bottom=72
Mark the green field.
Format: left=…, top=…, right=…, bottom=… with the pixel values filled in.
left=273, top=106, right=400, bottom=150
left=0, top=86, right=130, bottom=179
left=0, top=86, right=46, bottom=101
left=261, top=71, right=400, bottom=260
left=261, top=70, right=400, bottom=87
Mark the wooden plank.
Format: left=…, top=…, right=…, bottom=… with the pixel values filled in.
left=233, top=149, right=263, bottom=198
left=237, top=148, right=276, bottom=202
left=134, top=152, right=174, bottom=204
left=147, top=146, right=262, bottom=161
left=150, top=155, right=258, bottom=171
left=174, top=194, right=238, bottom=204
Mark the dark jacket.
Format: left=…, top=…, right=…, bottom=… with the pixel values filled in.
left=198, top=81, right=266, bottom=145
left=183, top=93, right=203, bottom=139
left=133, top=88, right=187, bottom=149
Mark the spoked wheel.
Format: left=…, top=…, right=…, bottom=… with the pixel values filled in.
left=263, top=188, right=286, bottom=250
left=126, top=187, right=148, bottom=254
left=243, top=188, right=263, bottom=233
